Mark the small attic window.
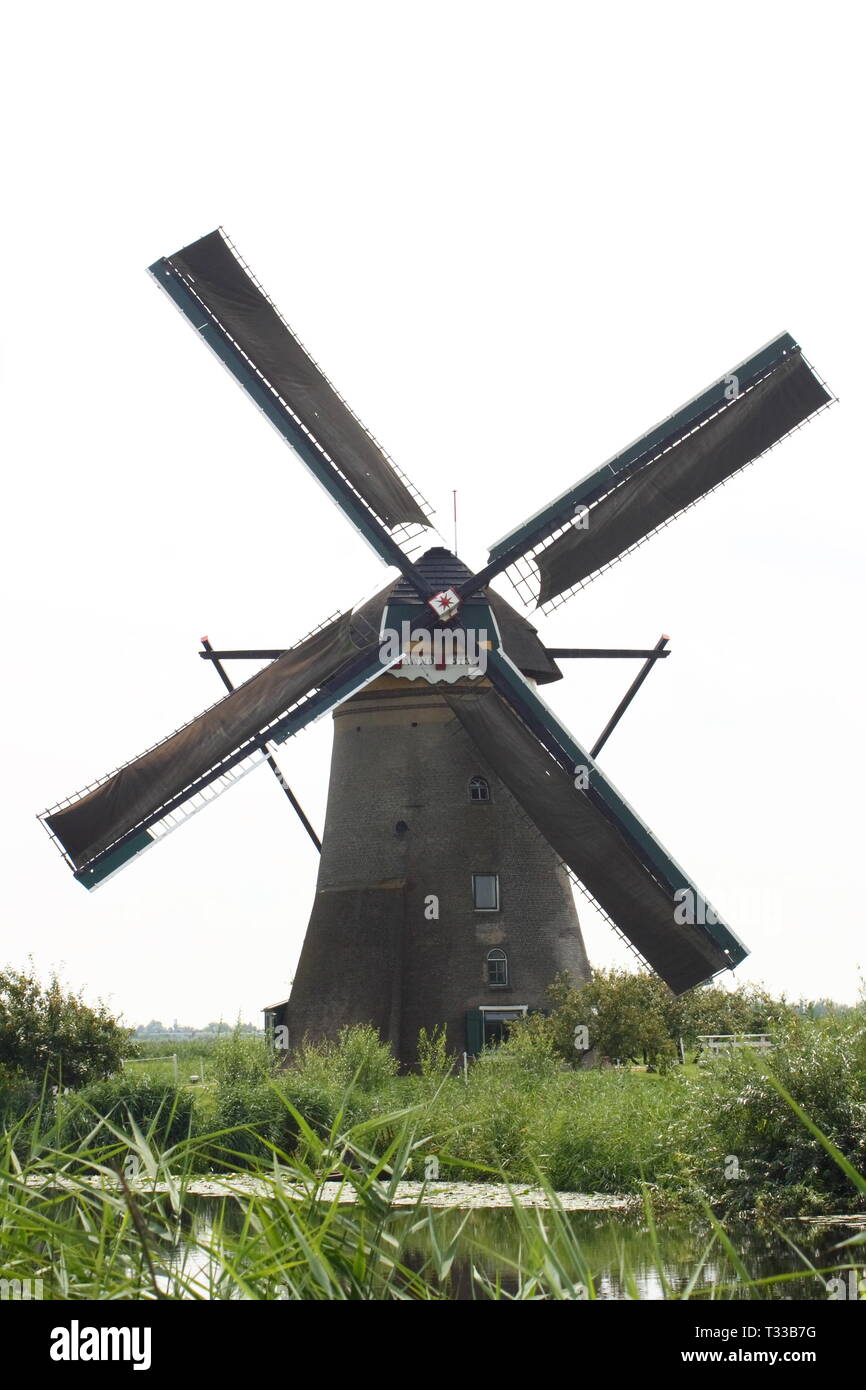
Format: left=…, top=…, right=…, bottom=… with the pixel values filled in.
left=469, top=776, right=490, bottom=802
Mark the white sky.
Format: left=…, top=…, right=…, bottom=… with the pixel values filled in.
left=2, top=2, right=863, bottom=1028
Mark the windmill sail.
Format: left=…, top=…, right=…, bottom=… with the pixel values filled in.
left=152, top=230, right=431, bottom=535
left=446, top=651, right=747, bottom=993
left=535, top=350, right=829, bottom=603
left=475, top=335, right=831, bottom=608
left=42, top=609, right=389, bottom=886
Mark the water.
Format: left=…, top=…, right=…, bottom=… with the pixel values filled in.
left=161, top=1198, right=856, bottom=1301
left=397, top=1207, right=849, bottom=1300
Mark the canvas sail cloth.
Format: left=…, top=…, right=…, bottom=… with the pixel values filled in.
left=44, top=579, right=555, bottom=874
left=46, top=613, right=380, bottom=871
left=166, top=230, right=430, bottom=531
left=536, top=351, right=830, bottom=603
left=445, top=685, right=732, bottom=992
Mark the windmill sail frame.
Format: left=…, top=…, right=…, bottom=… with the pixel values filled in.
left=472, top=334, right=833, bottom=611
left=150, top=230, right=436, bottom=590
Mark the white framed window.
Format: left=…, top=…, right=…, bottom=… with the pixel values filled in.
left=479, top=1005, right=527, bottom=1047
left=472, top=872, right=499, bottom=911
left=469, top=775, right=490, bottom=802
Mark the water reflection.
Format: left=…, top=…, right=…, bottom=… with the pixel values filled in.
left=161, top=1198, right=842, bottom=1301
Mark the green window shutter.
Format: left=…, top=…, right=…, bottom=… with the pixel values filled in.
left=466, top=1009, right=484, bottom=1056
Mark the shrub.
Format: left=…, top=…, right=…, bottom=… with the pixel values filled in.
left=672, top=1014, right=866, bottom=1212
left=208, top=1079, right=297, bottom=1166
left=285, top=1026, right=399, bottom=1103
left=416, top=1025, right=453, bottom=1082
left=521, top=970, right=794, bottom=1072
left=209, top=1030, right=274, bottom=1086
left=0, top=964, right=133, bottom=1089
left=533, top=970, right=678, bottom=1071
left=58, top=1074, right=197, bottom=1152
left=204, top=1026, right=401, bottom=1169
left=0, top=1061, right=41, bottom=1121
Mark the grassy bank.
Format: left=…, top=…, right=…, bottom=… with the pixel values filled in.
left=1, top=1092, right=863, bottom=1300
left=6, top=1014, right=864, bottom=1218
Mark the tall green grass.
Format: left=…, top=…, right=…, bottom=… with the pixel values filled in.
left=1, top=1082, right=862, bottom=1300
left=4, top=1017, right=864, bottom=1215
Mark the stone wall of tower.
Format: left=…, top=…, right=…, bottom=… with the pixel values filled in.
left=283, top=673, right=591, bottom=1065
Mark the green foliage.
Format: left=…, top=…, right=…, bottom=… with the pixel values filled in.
left=400, top=1026, right=682, bottom=1190
left=672, top=1013, right=866, bottom=1213
left=535, top=969, right=678, bottom=1070
left=516, top=969, right=793, bottom=1072
left=207, top=1079, right=296, bottom=1165
left=187, top=1013, right=866, bottom=1208
left=0, top=964, right=133, bottom=1097
left=209, top=1030, right=274, bottom=1086
left=674, top=982, right=792, bottom=1048
left=2, top=1004, right=864, bottom=1276
left=416, top=1024, right=452, bottom=1081
left=329, top=1023, right=401, bottom=1092
left=57, top=1073, right=197, bottom=1152
left=0, top=1087, right=861, bottom=1301
left=132, top=1038, right=221, bottom=1059
left=205, top=1026, right=402, bottom=1169
left=495, top=1011, right=560, bottom=1074
left=297, top=1025, right=398, bottom=1107
left=0, top=1060, right=41, bottom=1118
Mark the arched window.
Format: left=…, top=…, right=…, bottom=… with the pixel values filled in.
left=469, top=775, right=490, bottom=802
left=487, top=949, right=508, bottom=987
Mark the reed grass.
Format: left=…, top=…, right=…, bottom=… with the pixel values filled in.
left=0, top=1072, right=862, bottom=1300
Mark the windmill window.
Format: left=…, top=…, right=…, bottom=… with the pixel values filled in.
left=487, top=949, right=508, bottom=987
left=472, top=873, right=500, bottom=911
left=469, top=776, right=490, bottom=802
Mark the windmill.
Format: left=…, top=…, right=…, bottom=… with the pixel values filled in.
left=40, top=229, right=833, bottom=1062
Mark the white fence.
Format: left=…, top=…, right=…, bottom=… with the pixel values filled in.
left=120, top=1054, right=179, bottom=1083
left=697, top=1034, right=773, bottom=1057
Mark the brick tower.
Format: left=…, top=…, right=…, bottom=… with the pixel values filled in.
left=271, top=549, right=590, bottom=1065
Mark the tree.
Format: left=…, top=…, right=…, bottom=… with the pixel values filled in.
left=538, top=969, right=678, bottom=1071
left=521, top=969, right=792, bottom=1071
left=0, top=964, right=133, bottom=1090
left=671, top=982, right=791, bottom=1048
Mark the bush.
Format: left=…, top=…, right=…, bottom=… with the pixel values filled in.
left=672, top=1014, right=866, bottom=1212
left=0, top=964, right=133, bottom=1089
left=526, top=970, right=678, bottom=1071
left=58, top=1074, right=197, bottom=1152
left=416, top=1025, right=453, bottom=1082
left=208, top=1079, right=297, bottom=1166
left=329, top=1024, right=400, bottom=1092
left=406, top=1029, right=683, bottom=1190
left=284, top=1026, right=399, bottom=1107
left=0, top=1061, right=41, bottom=1121
left=517, top=970, right=794, bottom=1072
left=209, top=1030, right=274, bottom=1086
left=203, top=1026, right=402, bottom=1169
